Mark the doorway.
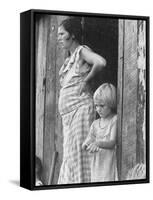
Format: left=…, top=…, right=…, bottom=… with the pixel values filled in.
left=83, top=17, right=118, bottom=91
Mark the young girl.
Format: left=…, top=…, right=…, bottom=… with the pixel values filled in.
left=82, top=83, right=118, bottom=182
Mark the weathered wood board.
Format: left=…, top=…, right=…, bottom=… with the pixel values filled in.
left=136, top=20, right=146, bottom=165
left=35, top=15, right=68, bottom=184
left=118, top=19, right=146, bottom=180
left=117, top=19, right=124, bottom=180
left=35, top=16, right=48, bottom=161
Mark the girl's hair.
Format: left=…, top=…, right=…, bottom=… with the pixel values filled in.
left=93, top=83, right=117, bottom=113
left=60, top=17, right=82, bottom=43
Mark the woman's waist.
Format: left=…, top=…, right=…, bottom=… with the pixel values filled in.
left=58, top=94, right=93, bottom=115
left=59, top=82, right=93, bottom=114
left=59, top=83, right=92, bottom=100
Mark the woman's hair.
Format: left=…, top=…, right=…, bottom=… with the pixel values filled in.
left=60, top=17, right=82, bottom=43
left=93, top=83, right=117, bottom=113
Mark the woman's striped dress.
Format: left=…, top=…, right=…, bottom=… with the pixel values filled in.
left=58, top=45, right=95, bottom=184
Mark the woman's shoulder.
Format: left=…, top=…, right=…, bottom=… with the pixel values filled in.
left=79, top=45, right=92, bottom=54
left=75, top=45, right=92, bottom=74
left=76, top=45, right=92, bottom=57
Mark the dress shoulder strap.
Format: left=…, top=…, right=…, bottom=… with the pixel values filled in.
left=75, top=45, right=92, bottom=62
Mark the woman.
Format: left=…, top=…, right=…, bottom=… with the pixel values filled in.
left=57, top=17, right=106, bottom=184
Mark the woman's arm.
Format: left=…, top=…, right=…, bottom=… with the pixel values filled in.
left=79, top=47, right=106, bottom=95
left=81, top=47, right=106, bottom=83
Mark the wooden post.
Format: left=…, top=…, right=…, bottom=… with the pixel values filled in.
left=136, top=20, right=146, bottom=165
left=117, top=19, right=124, bottom=180
left=35, top=16, right=48, bottom=161
left=42, top=15, right=57, bottom=185
left=54, top=16, right=68, bottom=184
left=118, top=20, right=138, bottom=180
left=35, top=15, right=70, bottom=185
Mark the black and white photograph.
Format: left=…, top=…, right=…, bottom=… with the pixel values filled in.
left=20, top=9, right=149, bottom=190
left=1, top=0, right=153, bottom=198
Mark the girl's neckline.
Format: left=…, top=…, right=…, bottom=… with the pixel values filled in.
left=99, top=115, right=114, bottom=129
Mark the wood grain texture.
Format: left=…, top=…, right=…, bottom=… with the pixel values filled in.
left=54, top=15, right=68, bottom=184
left=35, top=16, right=48, bottom=161
left=121, top=20, right=138, bottom=179
left=42, top=15, right=57, bottom=185
left=136, top=20, right=146, bottom=165
left=117, top=19, right=124, bottom=180
left=35, top=15, right=69, bottom=185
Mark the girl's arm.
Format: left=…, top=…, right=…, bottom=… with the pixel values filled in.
left=79, top=47, right=106, bottom=95
left=96, top=118, right=117, bottom=150
left=96, top=139, right=116, bottom=149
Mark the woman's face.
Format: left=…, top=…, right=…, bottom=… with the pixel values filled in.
left=58, top=25, right=73, bottom=49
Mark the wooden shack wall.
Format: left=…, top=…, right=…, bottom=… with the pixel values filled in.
left=35, top=15, right=57, bottom=184
left=118, top=20, right=146, bottom=180
left=35, top=15, right=68, bottom=185
left=136, top=21, right=146, bottom=165
left=35, top=16, right=48, bottom=161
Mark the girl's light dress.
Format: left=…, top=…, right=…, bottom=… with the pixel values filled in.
left=85, top=115, right=118, bottom=182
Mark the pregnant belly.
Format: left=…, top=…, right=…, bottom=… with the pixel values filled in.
left=58, top=85, right=92, bottom=115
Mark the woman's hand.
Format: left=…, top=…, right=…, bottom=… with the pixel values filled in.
left=79, top=81, right=91, bottom=96
left=86, top=142, right=99, bottom=153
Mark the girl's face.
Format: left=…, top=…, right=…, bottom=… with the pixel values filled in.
left=58, top=25, right=73, bottom=49
left=95, top=102, right=112, bottom=118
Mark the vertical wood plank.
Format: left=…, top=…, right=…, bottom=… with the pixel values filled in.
left=122, top=20, right=138, bottom=179
left=136, top=20, right=146, bottom=165
left=35, top=16, right=48, bottom=161
left=117, top=19, right=124, bottom=180
left=54, top=16, right=68, bottom=184
left=43, top=15, right=57, bottom=185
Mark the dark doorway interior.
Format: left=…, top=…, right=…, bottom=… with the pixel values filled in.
left=83, top=17, right=118, bottom=92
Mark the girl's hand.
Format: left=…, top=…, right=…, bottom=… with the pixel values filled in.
left=82, top=142, right=87, bottom=150
left=86, top=142, right=99, bottom=153
left=82, top=140, right=91, bottom=150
